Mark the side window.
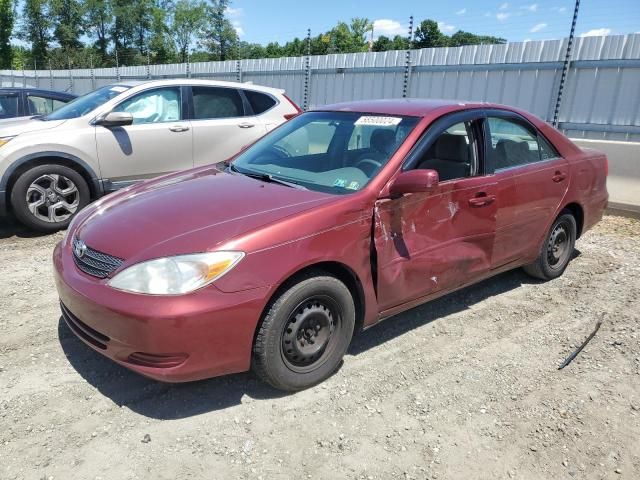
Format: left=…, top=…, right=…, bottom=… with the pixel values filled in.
left=244, top=90, right=276, bottom=115
left=414, top=121, right=477, bottom=182
left=274, top=121, right=337, bottom=157
left=113, top=87, right=181, bottom=124
left=27, top=95, right=68, bottom=115
left=192, top=87, right=244, bottom=119
left=0, top=94, right=19, bottom=118
left=488, top=117, right=541, bottom=169
left=538, top=135, right=559, bottom=160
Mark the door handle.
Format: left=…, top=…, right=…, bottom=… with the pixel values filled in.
left=238, top=123, right=255, bottom=129
left=552, top=171, right=567, bottom=183
left=468, top=193, right=496, bottom=207
left=169, top=125, right=189, bottom=132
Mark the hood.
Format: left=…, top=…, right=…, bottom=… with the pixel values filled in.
left=0, top=117, right=67, bottom=136
left=75, top=166, right=337, bottom=262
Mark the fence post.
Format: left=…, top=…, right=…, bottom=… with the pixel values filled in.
left=236, top=59, right=242, bottom=82
left=90, top=56, right=96, bottom=90
left=115, top=49, right=121, bottom=82
left=34, top=60, right=39, bottom=88
left=21, top=66, right=26, bottom=87
left=552, top=0, right=580, bottom=127
left=48, top=61, right=54, bottom=90
left=146, top=51, right=151, bottom=79
left=402, top=15, right=414, bottom=98
left=68, top=60, right=74, bottom=92
left=186, top=50, right=191, bottom=78
left=303, top=28, right=311, bottom=111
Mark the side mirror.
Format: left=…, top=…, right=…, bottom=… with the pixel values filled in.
left=389, top=169, right=439, bottom=197
left=95, top=111, right=134, bottom=127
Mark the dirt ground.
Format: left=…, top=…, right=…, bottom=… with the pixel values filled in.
left=0, top=214, right=639, bottom=480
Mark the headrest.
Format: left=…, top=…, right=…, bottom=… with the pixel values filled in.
left=370, top=129, right=396, bottom=154
left=434, top=134, right=469, bottom=162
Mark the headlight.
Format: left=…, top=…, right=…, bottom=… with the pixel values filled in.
left=108, top=251, right=245, bottom=295
left=0, top=136, right=15, bottom=148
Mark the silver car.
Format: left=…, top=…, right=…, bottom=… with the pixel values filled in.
left=0, top=79, right=300, bottom=231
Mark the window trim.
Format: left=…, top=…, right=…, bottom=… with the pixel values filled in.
left=186, top=85, right=248, bottom=122
left=402, top=109, right=487, bottom=183
left=111, top=86, right=185, bottom=125
left=483, top=108, right=562, bottom=173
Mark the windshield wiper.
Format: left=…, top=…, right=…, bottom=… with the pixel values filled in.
left=229, top=164, right=307, bottom=190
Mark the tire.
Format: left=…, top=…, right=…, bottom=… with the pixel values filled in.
left=252, top=274, right=356, bottom=391
left=10, top=164, right=90, bottom=233
left=523, top=211, right=577, bottom=281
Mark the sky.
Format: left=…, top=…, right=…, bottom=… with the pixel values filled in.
left=228, top=0, right=640, bottom=45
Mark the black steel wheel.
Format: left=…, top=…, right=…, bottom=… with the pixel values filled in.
left=253, top=274, right=355, bottom=391
left=523, top=211, right=577, bottom=281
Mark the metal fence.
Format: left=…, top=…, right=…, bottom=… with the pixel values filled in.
left=2, top=34, right=640, bottom=141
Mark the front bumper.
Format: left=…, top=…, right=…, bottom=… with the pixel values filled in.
left=53, top=241, right=270, bottom=382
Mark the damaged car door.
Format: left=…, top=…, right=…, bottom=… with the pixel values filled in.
left=374, top=111, right=498, bottom=312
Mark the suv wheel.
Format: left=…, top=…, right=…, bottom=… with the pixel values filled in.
left=10, top=164, right=90, bottom=233
left=252, top=274, right=355, bottom=391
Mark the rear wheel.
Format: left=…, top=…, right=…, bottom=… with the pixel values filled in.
left=10, top=164, right=90, bottom=233
left=523, top=211, right=576, bottom=281
left=252, top=274, right=355, bottom=391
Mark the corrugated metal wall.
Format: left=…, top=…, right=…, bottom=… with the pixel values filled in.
left=2, top=34, right=639, bottom=140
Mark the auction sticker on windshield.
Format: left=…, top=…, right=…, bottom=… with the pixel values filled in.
left=354, top=116, right=402, bottom=126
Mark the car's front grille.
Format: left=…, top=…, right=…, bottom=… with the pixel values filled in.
left=72, top=237, right=124, bottom=279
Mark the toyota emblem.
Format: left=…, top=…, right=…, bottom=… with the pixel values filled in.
left=74, top=240, right=87, bottom=259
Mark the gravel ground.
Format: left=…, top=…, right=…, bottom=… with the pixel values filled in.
left=0, top=214, right=639, bottom=480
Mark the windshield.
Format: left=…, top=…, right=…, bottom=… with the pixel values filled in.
left=44, top=85, right=131, bottom=121
left=232, top=111, right=420, bottom=194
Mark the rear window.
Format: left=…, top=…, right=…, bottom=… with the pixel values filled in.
left=244, top=90, right=276, bottom=115
left=192, top=86, right=244, bottom=119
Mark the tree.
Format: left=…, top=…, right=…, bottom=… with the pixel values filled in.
left=0, top=0, right=13, bottom=68
left=414, top=20, right=449, bottom=48
left=149, top=4, right=175, bottom=63
left=449, top=31, right=506, bottom=47
left=85, top=0, right=112, bottom=60
left=50, top=0, right=84, bottom=51
left=20, top=0, right=52, bottom=66
left=372, top=34, right=409, bottom=52
left=172, top=0, right=206, bottom=62
left=204, top=0, right=237, bottom=61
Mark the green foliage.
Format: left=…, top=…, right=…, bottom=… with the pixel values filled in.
left=20, top=0, right=52, bottom=65
left=0, top=0, right=13, bottom=68
left=172, top=0, right=206, bottom=62
left=50, top=0, right=84, bottom=50
left=203, top=0, right=237, bottom=61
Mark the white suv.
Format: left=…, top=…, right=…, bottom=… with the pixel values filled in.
left=0, top=79, right=300, bottom=231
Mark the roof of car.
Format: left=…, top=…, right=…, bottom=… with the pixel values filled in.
left=112, top=79, right=285, bottom=94
left=314, top=98, right=496, bottom=117
left=0, top=87, right=77, bottom=98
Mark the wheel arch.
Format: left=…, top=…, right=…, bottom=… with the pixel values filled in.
left=253, top=261, right=367, bottom=348
left=1, top=152, right=103, bottom=211
left=562, top=202, right=584, bottom=238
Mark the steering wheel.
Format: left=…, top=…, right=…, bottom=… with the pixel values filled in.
left=271, top=145, right=292, bottom=158
left=355, top=158, right=383, bottom=176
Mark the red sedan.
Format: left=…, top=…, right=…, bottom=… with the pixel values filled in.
left=53, top=99, right=608, bottom=391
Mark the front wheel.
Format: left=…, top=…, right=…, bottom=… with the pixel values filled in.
left=523, top=211, right=577, bottom=281
left=10, top=164, right=90, bottom=233
left=252, top=274, right=355, bottom=391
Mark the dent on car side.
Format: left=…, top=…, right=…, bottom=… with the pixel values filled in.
left=53, top=99, right=608, bottom=389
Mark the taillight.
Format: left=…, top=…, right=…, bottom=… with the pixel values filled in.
left=604, top=156, right=609, bottom=176
left=283, top=93, right=302, bottom=120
